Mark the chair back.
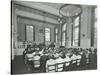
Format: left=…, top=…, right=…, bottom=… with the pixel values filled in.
left=65, top=61, right=70, bottom=66
left=56, top=62, right=64, bottom=72
left=47, top=64, right=56, bottom=72
left=86, top=57, right=89, bottom=64
left=76, top=59, right=81, bottom=66
left=33, top=60, right=40, bottom=68
left=26, top=53, right=33, bottom=61
left=72, top=59, right=77, bottom=64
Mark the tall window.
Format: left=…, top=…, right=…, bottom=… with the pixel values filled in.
left=45, top=28, right=50, bottom=43
left=62, top=23, right=66, bottom=46
left=55, top=28, right=58, bottom=43
left=73, top=16, right=80, bottom=46
left=26, top=25, right=34, bottom=41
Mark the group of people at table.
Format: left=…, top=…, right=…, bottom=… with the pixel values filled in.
left=23, top=42, right=97, bottom=72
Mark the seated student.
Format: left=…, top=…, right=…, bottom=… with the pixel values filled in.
left=85, top=49, right=90, bottom=64
left=75, top=52, right=82, bottom=66
left=64, top=54, right=71, bottom=66
left=39, top=48, right=44, bottom=56
left=80, top=50, right=87, bottom=69
left=38, top=43, right=45, bottom=51
left=71, top=53, right=77, bottom=63
left=55, top=54, right=65, bottom=72
left=30, top=44, right=35, bottom=51
left=63, top=54, right=71, bottom=71
left=79, top=49, right=83, bottom=55
left=34, top=45, right=44, bottom=56
left=88, top=48, right=96, bottom=69
left=59, top=51, right=66, bottom=59
left=46, top=55, right=56, bottom=72
left=59, top=46, right=65, bottom=52
left=40, top=53, right=49, bottom=72
left=70, top=52, right=77, bottom=70
left=25, top=47, right=34, bottom=57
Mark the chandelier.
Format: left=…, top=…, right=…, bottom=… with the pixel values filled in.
left=58, top=4, right=82, bottom=24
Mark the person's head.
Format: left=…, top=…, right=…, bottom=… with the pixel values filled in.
left=49, top=43, right=55, bottom=49
left=59, top=46, right=65, bottom=50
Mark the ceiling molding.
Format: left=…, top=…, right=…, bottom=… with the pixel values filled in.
left=13, top=1, right=60, bottom=18
left=17, top=15, right=59, bottom=27
left=16, top=9, right=59, bottom=25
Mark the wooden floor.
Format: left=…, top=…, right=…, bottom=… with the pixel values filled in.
left=11, top=55, right=97, bottom=74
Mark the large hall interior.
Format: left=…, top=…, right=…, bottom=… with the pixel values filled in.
left=11, top=0, right=97, bottom=74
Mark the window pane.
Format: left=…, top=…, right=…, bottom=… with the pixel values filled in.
left=62, top=24, right=66, bottom=31
left=62, top=32, right=65, bottom=41
left=26, top=25, right=34, bottom=41
left=62, top=32, right=65, bottom=46
left=73, top=16, right=80, bottom=46
left=73, top=40, right=78, bottom=46
left=62, top=41, right=65, bottom=46
left=45, top=28, right=50, bottom=42
left=74, top=16, right=79, bottom=26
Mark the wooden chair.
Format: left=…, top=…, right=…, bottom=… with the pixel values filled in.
left=56, top=62, right=64, bottom=72
left=85, top=57, right=90, bottom=69
left=64, top=61, right=71, bottom=71
left=32, top=59, right=41, bottom=73
left=47, top=64, right=56, bottom=72
left=76, top=59, right=81, bottom=66
left=76, top=59, right=81, bottom=70
left=25, top=53, right=33, bottom=65
left=33, top=60, right=41, bottom=68
left=70, top=60, right=77, bottom=70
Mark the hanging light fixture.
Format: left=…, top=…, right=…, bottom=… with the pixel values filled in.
left=59, top=4, right=82, bottom=18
